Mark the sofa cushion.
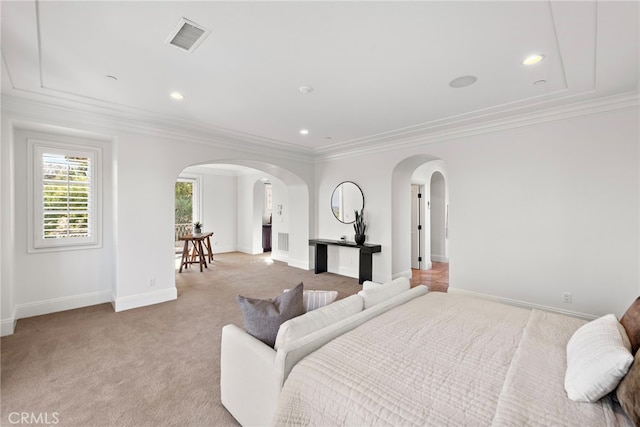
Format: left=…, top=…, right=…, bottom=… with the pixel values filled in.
left=564, top=314, right=633, bottom=402
left=362, top=277, right=409, bottom=292
left=237, top=282, right=304, bottom=348
left=362, top=280, right=381, bottom=290
left=274, top=294, right=364, bottom=351
left=358, top=277, right=410, bottom=309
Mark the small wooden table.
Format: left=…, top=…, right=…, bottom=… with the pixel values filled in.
left=179, top=232, right=213, bottom=272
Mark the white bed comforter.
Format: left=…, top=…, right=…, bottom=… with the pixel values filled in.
left=273, top=292, right=624, bottom=426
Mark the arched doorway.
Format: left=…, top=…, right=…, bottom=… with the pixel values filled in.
left=174, top=160, right=310, bottom=273
left=391, top=155, right=448, bottom=280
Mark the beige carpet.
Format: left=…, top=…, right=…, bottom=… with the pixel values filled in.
left=1, top=253, right=362, bottom=426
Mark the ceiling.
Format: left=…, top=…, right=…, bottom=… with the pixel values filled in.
left=2, top=1, right=639, bottom=152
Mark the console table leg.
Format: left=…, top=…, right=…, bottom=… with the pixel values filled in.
left=315, top=244, right=328, bottom=274
left=359, top=252, right=373, bottom=284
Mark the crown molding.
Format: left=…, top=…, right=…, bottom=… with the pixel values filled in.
left=3, top=89, right=638, bottom=166
left=314, top=91, right=640, bottom=162
left=1, top=93, right=315, bottom=164
left=182, top=164, right=253, bottom=177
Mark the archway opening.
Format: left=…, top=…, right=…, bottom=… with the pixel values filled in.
left=173, top=159, right=310, bottom=277
left=391, top=155, right=448, bottom=286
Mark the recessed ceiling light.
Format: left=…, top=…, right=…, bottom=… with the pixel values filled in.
left=449, top=75, right=478, bottom=88
left=300, top=129, right=309, bottom=135
left=299, top=85, right=314, bottom=94
left=170, top=92, right=184, bottom=100
left=522, top=54, right=545, bottom=65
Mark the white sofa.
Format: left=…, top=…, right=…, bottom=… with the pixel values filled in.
left=220, top=279, right=428, bottom=426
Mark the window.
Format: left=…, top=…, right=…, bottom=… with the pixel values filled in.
left=29, top=140, right=101, bottom=251
left=174, top=175, right=200, bottom=240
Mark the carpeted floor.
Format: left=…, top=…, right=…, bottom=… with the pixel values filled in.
left=1, top=252, right=362, bottom=426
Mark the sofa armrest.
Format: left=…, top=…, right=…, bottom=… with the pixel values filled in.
left=220, top=324, right=282, bottom=426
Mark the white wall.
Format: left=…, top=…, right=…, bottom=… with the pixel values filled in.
left=9, top=126, right=114, bottom=320
left=0, top=118, right=13, bottom=335
left=1, top=97, right=315, bottom=335
left=437, top=110, right=638, bottom=317
left=316, top=107, right=639, bottom=317
left=313, top=170, right=388, bottom=280
left=237, top=172, right=266, bottom=255
left=430, top=171, right=447, bottom=262
left=182, top=168, right=238, bottom=254
left=1, top=96, right=637, bottom=334
left=270, top=179, right=290, bottom=262
left=205, top=171, right=236, bottom=252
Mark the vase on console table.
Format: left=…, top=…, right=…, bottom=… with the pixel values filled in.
left=353, top=208, right=366, bottom=245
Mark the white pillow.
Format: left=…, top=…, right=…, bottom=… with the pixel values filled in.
left=303, top=290, right=338, bottom=312
left=283, top=289, right=339, bottom=312
left=565, top=314, right=634, bottom=402
left=274, top=294, right=364, bottom=350
left=357, top=277, right=410, bottom=309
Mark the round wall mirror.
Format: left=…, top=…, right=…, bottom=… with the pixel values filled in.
left=331, top=181, right=364, bottom=224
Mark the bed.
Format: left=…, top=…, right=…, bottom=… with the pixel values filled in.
left=273, top=292, right=635, bottom=426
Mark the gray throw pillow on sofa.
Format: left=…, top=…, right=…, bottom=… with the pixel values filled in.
left=237, top=282, right=304, bottom=348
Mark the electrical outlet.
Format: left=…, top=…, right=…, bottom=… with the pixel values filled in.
left=563, top=292, right=572, bottom=304
left=149, top=278, right=156, bottom=288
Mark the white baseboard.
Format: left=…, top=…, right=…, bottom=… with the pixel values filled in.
left=14, top=290, right=112, bottom=320
left=448, top=288, right=598, bottom=321
left=210, top=246, right=235, bottom=254
left=1, top=307, right=17, bottom=336
left=431, top=255, right=449, bottom=263
left=393, top=270, right=412, bottom=280
left=331, top=266, right=358, bottom=279
left=237, top=246, right=263, bottom=255
left=286, top=257, right=309, bottom=270
left=236, top=246, right=252, bottom=254
left=270, top=252, right=289, bottom=264
left=411, top=262, right=433, bottom=270
left=112, top=287, right=177, bottom=312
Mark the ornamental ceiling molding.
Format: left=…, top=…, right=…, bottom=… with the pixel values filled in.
left=3, top=89, right=638, bottom=164
left=1, top=93, right=315, bottom=164
left=314, top=91, right=640, bottom=162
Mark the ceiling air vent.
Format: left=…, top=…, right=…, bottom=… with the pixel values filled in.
left=166, top=18, right=210, bottom=53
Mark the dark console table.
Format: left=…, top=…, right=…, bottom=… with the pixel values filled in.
left=309, top=239, right=382, bottom=284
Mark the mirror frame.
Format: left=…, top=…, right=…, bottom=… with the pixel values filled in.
left=330, top=181, right=365, bottom=224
